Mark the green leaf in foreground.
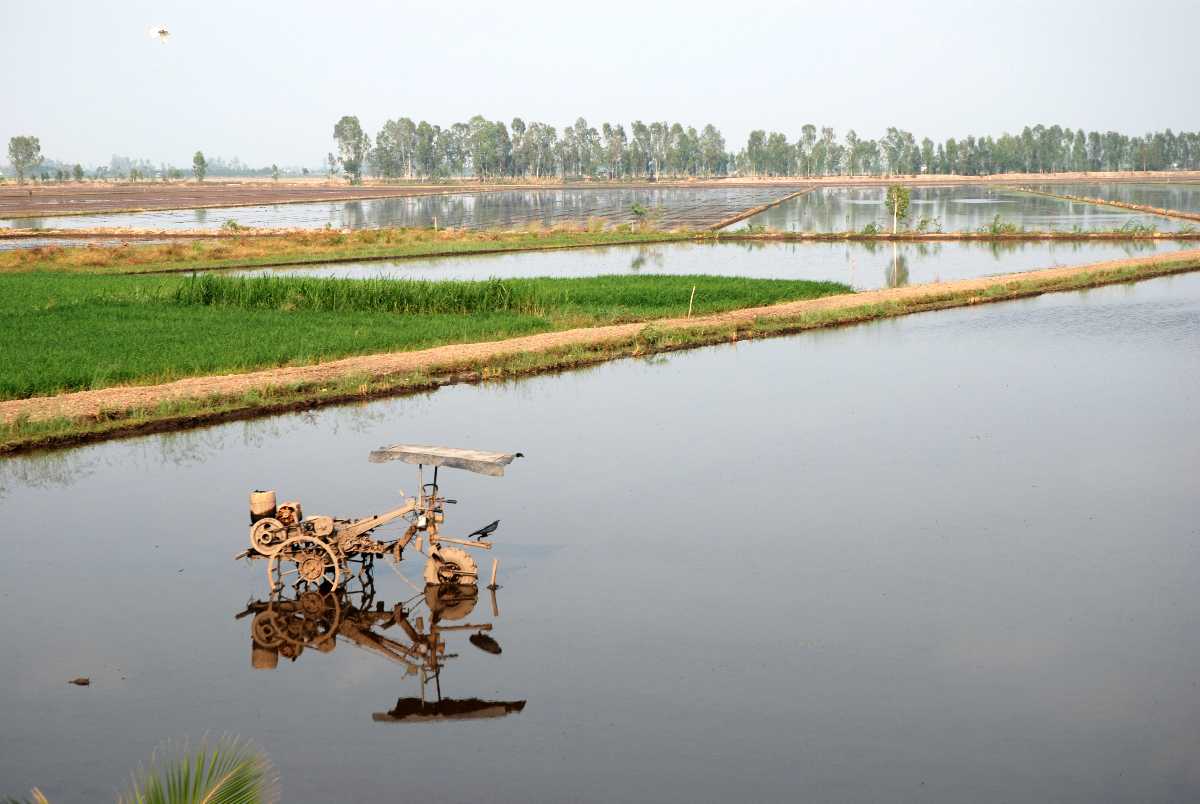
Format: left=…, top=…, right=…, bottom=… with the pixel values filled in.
left=118, top=736, right=279, bottom=804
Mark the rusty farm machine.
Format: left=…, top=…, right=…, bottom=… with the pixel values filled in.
left=238, top=445, right=522, bottom=593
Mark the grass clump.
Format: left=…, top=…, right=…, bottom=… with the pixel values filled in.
left=982, top=214, right=1022, bottom=235
left=1117, top=220, right=1159, bottom=236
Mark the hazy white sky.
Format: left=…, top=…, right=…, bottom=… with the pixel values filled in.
left=5, top=0, right=1198, bottom=167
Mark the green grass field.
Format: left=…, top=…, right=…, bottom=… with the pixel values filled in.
left=0, top=272, right=850, bottom=399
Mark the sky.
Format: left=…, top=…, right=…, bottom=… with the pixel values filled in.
left=4, top=0, right=1199, bottom=168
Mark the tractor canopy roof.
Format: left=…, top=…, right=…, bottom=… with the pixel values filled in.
left=368, top=444, right=523, bottom=476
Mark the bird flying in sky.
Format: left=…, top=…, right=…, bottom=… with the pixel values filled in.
left=147, top=26, right=170, bottom=44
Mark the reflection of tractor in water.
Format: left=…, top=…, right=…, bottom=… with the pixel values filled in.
left=237, top=564, right=526, bottom=722
left=238, top=445, right=522, bottom=593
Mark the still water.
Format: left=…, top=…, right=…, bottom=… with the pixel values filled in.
left=733, top=184, right=1187, bottom=233
left=2, top=273, right=1198, bottom=802
left=237, top=239, right=1192, bottom=291
left=3, top=187, right=797, bottom=232
left=1025, top=182, right=1200, bottom=215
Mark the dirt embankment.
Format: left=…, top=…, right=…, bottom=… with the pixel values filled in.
left=708, top=189, right=814, bottom=230
left=4, top=248, right=1198, bottom=431
left=1006, top=187, right=1200, bottom=224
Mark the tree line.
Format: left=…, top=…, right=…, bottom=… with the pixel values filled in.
left=331, top=116, right=1200, bottom=182
left=738, top=125, right=1200, bottom=177
left=2, top=136, right=301, bottom=183
left=332, top=115, right=729, bottom=182
left=7, top=122, right=1198, bottom=185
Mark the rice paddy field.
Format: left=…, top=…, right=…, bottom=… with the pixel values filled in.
left=1022, top=182, right=1200, bottom=213
left=728, top=184, right=1191, bottom=233
left=0, top=272, right=848, bottom=399
left=235, top=238, right=1193, bottom=290
left=2, top=186, right=803, bottom=232
left=4, top=183, right=1198, bottom=252
left=4, top=272, right=1198, bottom=802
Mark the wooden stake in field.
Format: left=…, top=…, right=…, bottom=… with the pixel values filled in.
left=688, top=284, right=696, bottom=318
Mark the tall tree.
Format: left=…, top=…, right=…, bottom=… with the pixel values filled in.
left=919, top=138, right=935, bottom=174
left=630, top=121, right=651, bottom=176
left=192, top=150, right=207, bottom=182
left=333, top=115, right=370, bottom=183
left=765, top=132, right=792, bottom=175
left=699, top=124, right=726, bottom=176
left=799, top=124, right=817, bottom=176
left=7, top=136, right=42, bottom=183
left=745, top=130, right=767, bottom=176
left=884, top=185, right=911, bottom=234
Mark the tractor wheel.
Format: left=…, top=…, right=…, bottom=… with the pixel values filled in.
left=423, top=546, right=478, bottom=586
left=268, top=536, right=342, bottom=593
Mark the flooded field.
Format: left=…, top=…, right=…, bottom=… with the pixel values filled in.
left=732, top=184, right=1187, bottom=233
left=2, top=187, right=800, bottom=233
left=0, top=182, right=502, bottom=219
left=238, top=238, right=1190, bottom=290
left=1025, top=182, right=1200, bottom=214
left=2, top=272, right=1197, bottom=802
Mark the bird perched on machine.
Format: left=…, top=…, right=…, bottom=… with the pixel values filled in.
left=467, top=520, right=500, bottom=542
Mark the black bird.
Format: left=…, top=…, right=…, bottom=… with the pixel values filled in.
left=470, top=632, right=502, bottom=655
left=468, top=519, right=500, bottom=541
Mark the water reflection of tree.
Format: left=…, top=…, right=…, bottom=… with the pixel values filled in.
left=629, top=246, right=666, bottom=272
left=885, top=244, right=909, bottom=288
left=328, top=187, right=795, bottom=231
left=341, top=201, right=366, bottom=229
left=986, top=240, right=1027, bottom=259
left=0, top=450, right=101, bottom=499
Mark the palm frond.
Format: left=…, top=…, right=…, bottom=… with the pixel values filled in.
left=119, top=735, right=279, bottom=804
left=3, top=789, right=50, bottom=804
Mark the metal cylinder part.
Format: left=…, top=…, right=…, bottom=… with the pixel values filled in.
left=250, top=490, right=277, bottom=523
